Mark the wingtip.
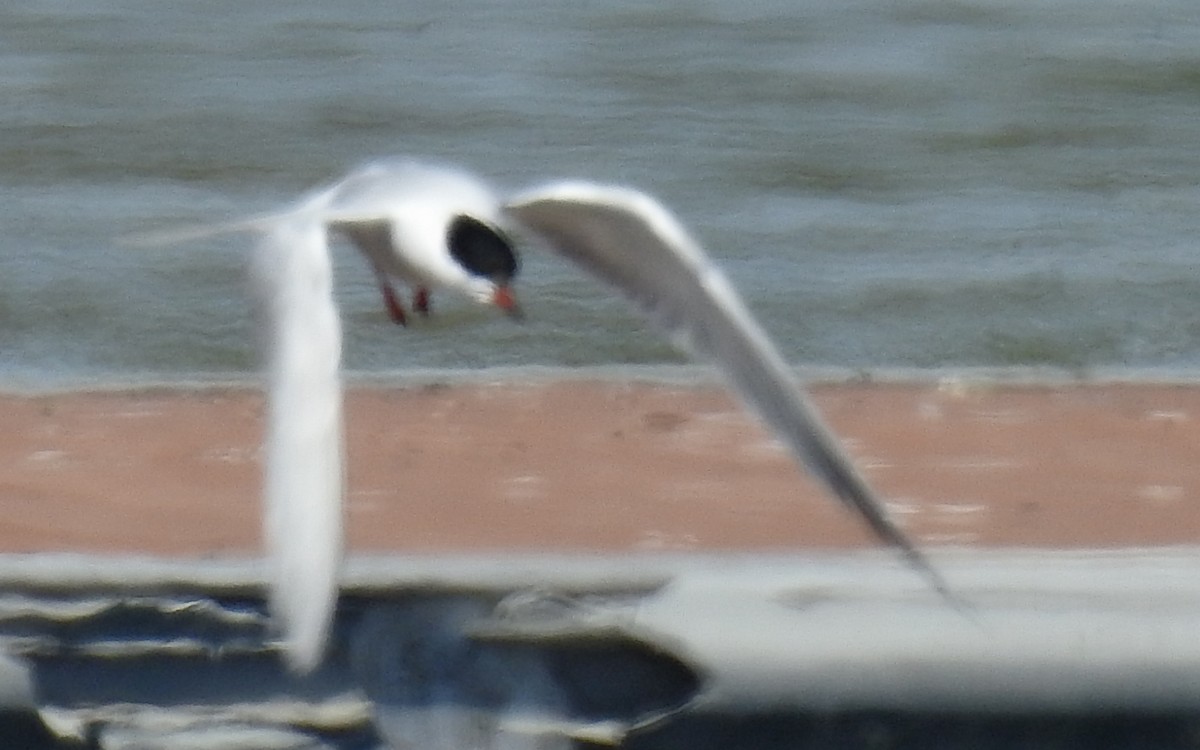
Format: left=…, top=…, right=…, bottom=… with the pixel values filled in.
left=274, top=609, right=332, bottom=674
left=118, top=213, right=279, bottom=249
left=266, top=524, right=341, bottom=674
left=898, top=544, right=975, bottom=615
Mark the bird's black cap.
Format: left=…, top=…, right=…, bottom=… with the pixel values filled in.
left=447, top=215, right=519, bottom=282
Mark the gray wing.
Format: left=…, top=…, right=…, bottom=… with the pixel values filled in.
left=251, top=215, right=345, bottom=671
left=506, top=181, right=954, bottom=600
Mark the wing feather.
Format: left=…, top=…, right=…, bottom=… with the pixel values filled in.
left=251, top=217, right=345, bottom=671
left=507, top=182, right=954, bottom=600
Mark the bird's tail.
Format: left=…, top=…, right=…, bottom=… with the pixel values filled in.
left=119, top=212, right=291, bottom=248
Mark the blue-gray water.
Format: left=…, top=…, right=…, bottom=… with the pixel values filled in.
left=5, top=0, right=1200, bottom=385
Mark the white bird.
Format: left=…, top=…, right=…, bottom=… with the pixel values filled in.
left=135, top=157, right=955, bottom=671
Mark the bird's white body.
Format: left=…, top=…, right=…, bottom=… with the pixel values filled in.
left=307, top=159, right=508, bottom=304
left=137, top=157, right=952, bottom=671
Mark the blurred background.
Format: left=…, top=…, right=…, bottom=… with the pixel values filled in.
left=3, top=0, right=1200, bottom=383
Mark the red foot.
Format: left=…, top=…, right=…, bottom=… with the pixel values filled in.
left=380, top=283, right=407, bottom=326
left=414, top=286, right=431, bottom=316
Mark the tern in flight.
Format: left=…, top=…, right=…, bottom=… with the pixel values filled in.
left=137, top=157, right=955, bottom=670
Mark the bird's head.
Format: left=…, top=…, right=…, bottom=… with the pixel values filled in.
left=448, top=214, right=523, bottom=320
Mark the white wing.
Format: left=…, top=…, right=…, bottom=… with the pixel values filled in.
left=251, top=216, right=345, bottom=671
left=507, top=182, right=954, bottom=600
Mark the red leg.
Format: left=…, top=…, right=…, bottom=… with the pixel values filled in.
left=379, top=282, right=407, bottom=326
left=414, top=286, right=431, bottom=316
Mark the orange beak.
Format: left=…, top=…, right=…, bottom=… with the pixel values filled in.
left=493, top=285, right=524, bottom=321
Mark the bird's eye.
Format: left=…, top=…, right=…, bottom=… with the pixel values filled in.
left=446, top=215, right=519, bottom=281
